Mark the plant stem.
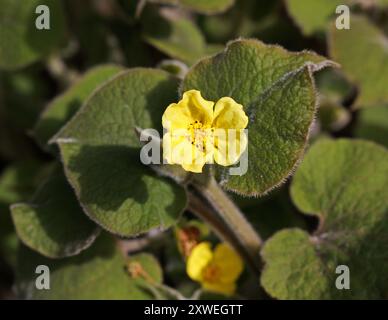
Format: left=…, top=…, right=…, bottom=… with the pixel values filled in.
left=187, top=177, right=262, bottom=276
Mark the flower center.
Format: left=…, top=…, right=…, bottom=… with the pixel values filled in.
left=187, top=120, right=212, bottom=151
left=202, top=263, right=221, bottom=283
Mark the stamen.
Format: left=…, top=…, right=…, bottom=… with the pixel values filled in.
left=186, top=121, right=214, bottom=152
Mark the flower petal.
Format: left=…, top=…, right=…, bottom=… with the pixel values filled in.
left=162, top=102, right=193, bottom=130
left=213, top=97, right=248, bottom=130
left=162, top=90, right=214, bottom=130
left=181, top=161, right=206, bottom=173
left=186, top=242, right=213, bottom=282
left=212, top=243, right=243, bottom=283
left=163, top=130, right=213, bottom=173
left=213, top=129, right=248, bottom=166
left=163, top=131, right=189, bottom=165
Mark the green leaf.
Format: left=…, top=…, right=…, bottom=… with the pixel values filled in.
left=261, top=139, right=388, bottom=299
left=0, top=161, right=51, bottom=266
left=53, top=68, right=186, bottom=237
left=182, top=39, right=335, bottom=196
left=150, top=0, right=235, bottom=14
left=34, top=65, right=124, bottom=148
left=0, top=161, right=49, bottom=204
left=11, top=166, right=100, bottom=258
left=285, top=0, right=343, bottom=35
left=143, top=12, right=206, bottom=64
left=329, top=15, right=388, bottom=108
left=0, top=0, right=66, bottom=70
left=16, top=234, right=162, bottom=299
left=261, top=228, right=332, bottom=299
left=354, top=106, right=388, bottom=148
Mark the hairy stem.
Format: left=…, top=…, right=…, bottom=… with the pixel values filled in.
left=187, top=177, right=262, bottom=276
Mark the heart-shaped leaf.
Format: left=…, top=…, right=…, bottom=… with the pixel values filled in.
left=34, top=65, right=124, bottom=148
left=261, top=139, right=388, bottom=299
left=182, top=39, right=335, bottom=195
left=0, top=0, right=66, bottom=70
left=16, top=234, right=162, bottom=299
left=53, top=68, right=186, bottom=237
left=11, top=166, right=100, bottom=258
left=329, top=15, right=388, bottom=108
left=150, top=0, right=235, bottom=14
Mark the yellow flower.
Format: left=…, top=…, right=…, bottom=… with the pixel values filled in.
left=162, top=90, right=248, bottom=173
left=186, top=242, right=243, bottom=296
